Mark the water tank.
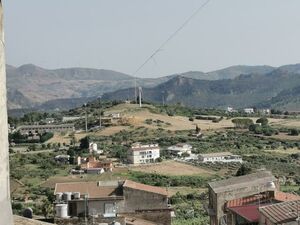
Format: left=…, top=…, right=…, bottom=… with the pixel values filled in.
left=73, top=192, right=80, bottom=199
left=111, top=222, right=121, bottom=225
left=56, top=192, right=63, bottom=202
left=55, top=204, right=68, bottom=218
left=22, top=208, right=33, bottom=219
left=62, top=192, right=72, bottom=201
left=266, top=181, right=276, bottom=190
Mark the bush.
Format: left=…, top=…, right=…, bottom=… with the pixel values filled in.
left=289, top=129, right=299, bottom=136
left=256, top=117, right=268, bottom=126
left=232, top=118, right=253, bottom=129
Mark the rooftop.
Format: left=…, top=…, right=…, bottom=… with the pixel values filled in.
left=208, top=171, right=276, bottom=193
left=199, top=152, right=234, bottom=158
left=228, top=204, right=266, bottom=223
left=123, top=180, right=168, bottom=196
left=55, top=180, right=168, bottom=198
left=275, top=191, right=300, bottom=202
left=54, top=181, right=122, bottom=198
left=14, top=216, right=56, bottom=225
left=260, top=200, right=300, bottom=224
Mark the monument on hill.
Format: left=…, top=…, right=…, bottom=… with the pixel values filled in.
left=0, top=0, right=14, bottom=224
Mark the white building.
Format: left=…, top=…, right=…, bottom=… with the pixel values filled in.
left=198, top=152, right=242, bottom=163
left=260, top=108, right=271, bottom=115
left=89, top=142, right=103, bottom=154
left=127, top=143, right=160, bottom=164
left=167, top=143, right=192, bottom=156
left=244, top=108, right=254, bottom=114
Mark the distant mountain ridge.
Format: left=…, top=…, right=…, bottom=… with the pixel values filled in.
left=6, top=63, right=300, bottom=111
left=103, top=66, right=300, bottom=110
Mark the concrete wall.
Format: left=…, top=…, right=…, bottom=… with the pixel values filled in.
left=0, top=2, right=14, bottom=224
left=211, top=183, right=278, bottom=225
left=55, top=217, right=126, bottom=225
left=123, top=187, right=168, bottom=212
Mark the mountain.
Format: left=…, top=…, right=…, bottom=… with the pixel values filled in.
left=6, top=63, right=300, bottom=110
left=103, top=68, right=300, bottom=109
left=256, top=85, right=300, bottom=111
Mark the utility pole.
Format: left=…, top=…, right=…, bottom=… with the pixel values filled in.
left=99, top=96, right=102, bottom=129
left=85, top=103, right=88, bottom=133
left=138, top=87, right=142, bottom=108
left=0, top=1, right=14, bottom=224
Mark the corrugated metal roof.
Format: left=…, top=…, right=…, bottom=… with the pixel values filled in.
left=259, top=200, right=300, bottom=224
left=228, top=205, right=265, bottom=222
left=208, top=171, right=275, bottom=193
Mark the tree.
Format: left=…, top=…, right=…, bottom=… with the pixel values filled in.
left=80, top=136, right=90, bottom=149
left=195, top=125, right=201, bottom=134
left=236, top=164, right=252, bottom=176
left=256, top=117, right=268, bottom=126
left=41, top=199, right=53, bottom=219
left=289, top=129, right=299, bottom=136
left=232, top=118, right=253, bottom=129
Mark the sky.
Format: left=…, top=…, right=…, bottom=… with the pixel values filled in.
left=3, top=0, right=300, bottom=77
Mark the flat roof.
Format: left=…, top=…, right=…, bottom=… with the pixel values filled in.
left=260, top=200, right=300, bottom=224
left=54, top=181, right=122, bottom=198
left=208, top=171, right=275, bottom=193
left=14, top=216, right=56, bottom=225
left=18, top=124, right=74, bottom=129
left=123, top=180, right=168, bottom=196
left=199, top=152, right=234, bottom=158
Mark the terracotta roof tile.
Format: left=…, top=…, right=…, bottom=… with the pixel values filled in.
left=275, top=191, right=300, bottom=202
left=259, top=200, right=300, bottom=224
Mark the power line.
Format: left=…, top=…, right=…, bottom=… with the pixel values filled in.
left=133, top=0, right=211, bottom=100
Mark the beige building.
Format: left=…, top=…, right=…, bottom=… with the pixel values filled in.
left=127, top=143, right=160, bottom=164
left=17, top=124, right=75, bottom=135
left=199, top=152, right=243, bottom=163
left=54, top=180, right=171, bottom=225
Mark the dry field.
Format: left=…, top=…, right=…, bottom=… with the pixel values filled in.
left=167, top=186, right=207, bottom=197
left=41, top=167, right=129, bottom=189
left=264, top=147, right=300, bottom=155
left=270, top=132, right=300, bottom=141
left=271, top=119, right=300, bottom=128
left=130, top=161, right=215, bottom=177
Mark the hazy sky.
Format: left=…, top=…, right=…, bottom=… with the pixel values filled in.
left=3, top=0, right=300, bottom=77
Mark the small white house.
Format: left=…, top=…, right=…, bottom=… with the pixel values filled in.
left=198, top=152, right=242, bottom=163
left=89, top=142, right=103, bottom=154
left=128, top=143, right=160, bottom=164
left=244, top=108, right=254, bottom=114
left=167, top=143, right=192, bottom=156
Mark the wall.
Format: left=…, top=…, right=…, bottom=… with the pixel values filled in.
left=211, top=183, right=278, bottom=225
left=123, top=187, right=168, bottom=212
left=0, top=2, right=14, bottom=224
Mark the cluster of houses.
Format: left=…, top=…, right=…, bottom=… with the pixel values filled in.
left=227, top=107, right=271, bottom=115
left=127, top=142, right=243, bottom=164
